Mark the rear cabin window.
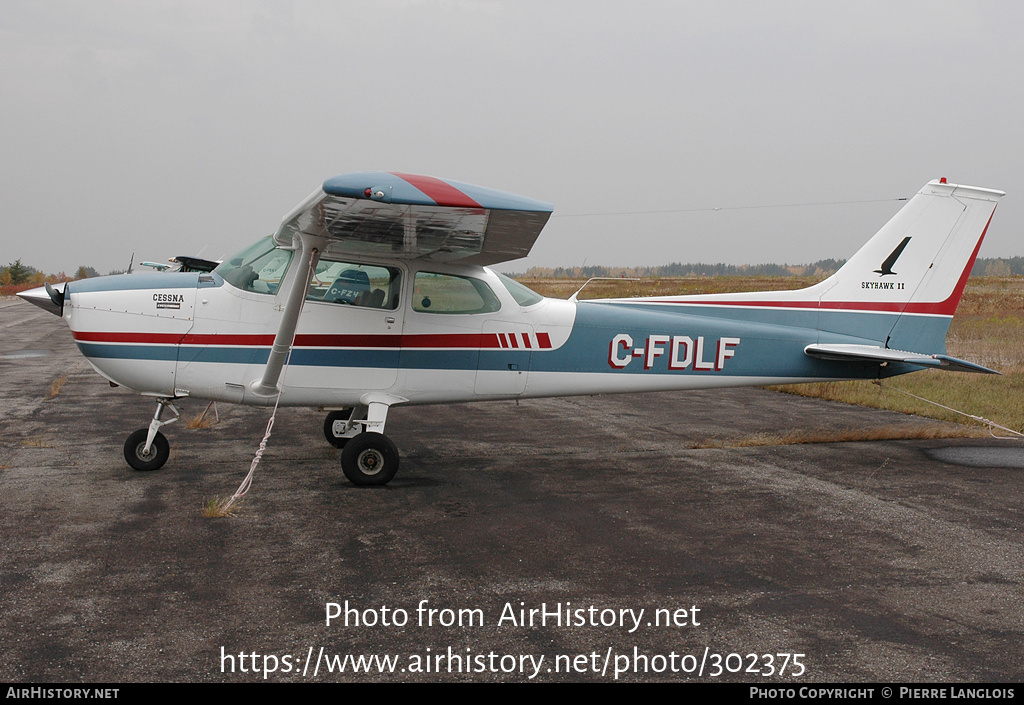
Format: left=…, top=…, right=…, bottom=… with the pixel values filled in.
left=412, top=272, right=501, bottom=314
left=307, top=259, right=401, bottom=310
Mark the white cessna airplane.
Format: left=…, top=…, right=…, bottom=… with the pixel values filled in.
left=19, top=172, right=1003, bottom=485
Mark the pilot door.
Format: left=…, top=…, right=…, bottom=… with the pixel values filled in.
left=286, top=258, right=405, bottom=403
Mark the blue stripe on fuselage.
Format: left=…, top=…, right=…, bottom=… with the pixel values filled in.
left=79, top=342, right=478, bottom=371
left=76, top=342, right=179, bottom=361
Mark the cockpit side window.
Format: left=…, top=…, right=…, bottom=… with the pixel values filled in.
left=412, top=272, right=501, bottom=314
left=307, top=259, right=402, bottom=310
left=215, top=237, right=294, bottom=295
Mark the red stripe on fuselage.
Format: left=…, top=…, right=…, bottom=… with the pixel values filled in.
left=74, top=331, right=193, bottom=344
left=390, top=172, right=482, bottom=208
left=73, top=331, right=513, bottom=349
left=399, top=333, right=502, bottom=348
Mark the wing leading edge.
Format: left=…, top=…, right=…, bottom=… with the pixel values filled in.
left=273, top=172, right=553, bottom=266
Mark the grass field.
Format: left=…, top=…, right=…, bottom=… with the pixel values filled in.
left=521, top=274, right=1024, bottom=435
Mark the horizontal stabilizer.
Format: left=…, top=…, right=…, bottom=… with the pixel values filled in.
left=804, top=344, right=998, bottom=374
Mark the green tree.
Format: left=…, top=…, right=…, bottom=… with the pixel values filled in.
left=7, top=259, right=31, bottom=285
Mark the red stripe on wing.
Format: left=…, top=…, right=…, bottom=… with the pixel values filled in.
left=391, top=172, right=482, bottom=208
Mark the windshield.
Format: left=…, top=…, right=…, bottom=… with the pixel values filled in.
left=215, top=237, right=294, bottom=295
left=495, top=272, right=544, bottom=307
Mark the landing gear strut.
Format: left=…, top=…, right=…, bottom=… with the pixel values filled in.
left=124, top=398, right=178, bottom=471
left=323, top=409, right=353, bottom=448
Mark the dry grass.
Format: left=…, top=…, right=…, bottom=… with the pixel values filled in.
left=690, top=423, right=984, bottom=449
left=185, top=402, right=219, bottom=429
left=770, top=374, right=1024, bottom=435
left=47, top=375, right=68, bottom=399
left=943, top=277, right=1024, bottom=371
left=185, top=413, right=217, bottom=429
left=201, top=496, right=241, bottom=518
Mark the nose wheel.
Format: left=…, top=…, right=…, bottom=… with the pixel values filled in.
left=124, top=429, right=170, bottom=471
left=124, top=398, right=178, bottom=471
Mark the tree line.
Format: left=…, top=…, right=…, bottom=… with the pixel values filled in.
left=512, top=257, right=1024, bottom=279
left=1, top=260, right=103, bottom=293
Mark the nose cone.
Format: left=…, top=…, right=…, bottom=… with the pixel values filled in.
left=17, top=283, right=65, bottom=317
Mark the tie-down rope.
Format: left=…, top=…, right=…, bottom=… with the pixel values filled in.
left=873, top=380, right=1023, bottom=440
left=219, top=249, right=319, bottom=513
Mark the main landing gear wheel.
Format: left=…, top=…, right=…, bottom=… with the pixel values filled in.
left=323, top=409, right=353, bottom=448
left=341, top=432, right=399, bottom=486
left=124, top=429, right=170, bottom=472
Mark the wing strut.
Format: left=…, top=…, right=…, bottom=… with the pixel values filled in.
left=250, top=233, right=324, bottom=397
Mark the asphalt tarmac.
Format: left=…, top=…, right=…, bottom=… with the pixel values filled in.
left=1, top=297, right=1022, bottom=683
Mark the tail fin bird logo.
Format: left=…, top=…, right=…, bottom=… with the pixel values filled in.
left=874, top=236, right=911, bottom=276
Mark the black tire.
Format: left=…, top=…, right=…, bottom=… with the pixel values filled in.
left=341, top=432, right=399, bottom=486
left=323, top=409, right=353, bottom=449
left=123, top=429, right=170, bottom=471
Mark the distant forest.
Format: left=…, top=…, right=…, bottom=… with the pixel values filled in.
left=513, top=257, right=1024, bottom=279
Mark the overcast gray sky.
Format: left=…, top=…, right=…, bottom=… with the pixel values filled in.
left=2, top=0, right=1022, bottom=275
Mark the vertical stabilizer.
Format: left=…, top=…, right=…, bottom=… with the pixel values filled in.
left=815, top=179, right=1003, bottom=352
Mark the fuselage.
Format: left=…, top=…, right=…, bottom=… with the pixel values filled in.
left=60, top=241, right=904, bottom=409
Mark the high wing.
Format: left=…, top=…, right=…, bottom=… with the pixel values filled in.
left=273, top=171, right=554, bottom=265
